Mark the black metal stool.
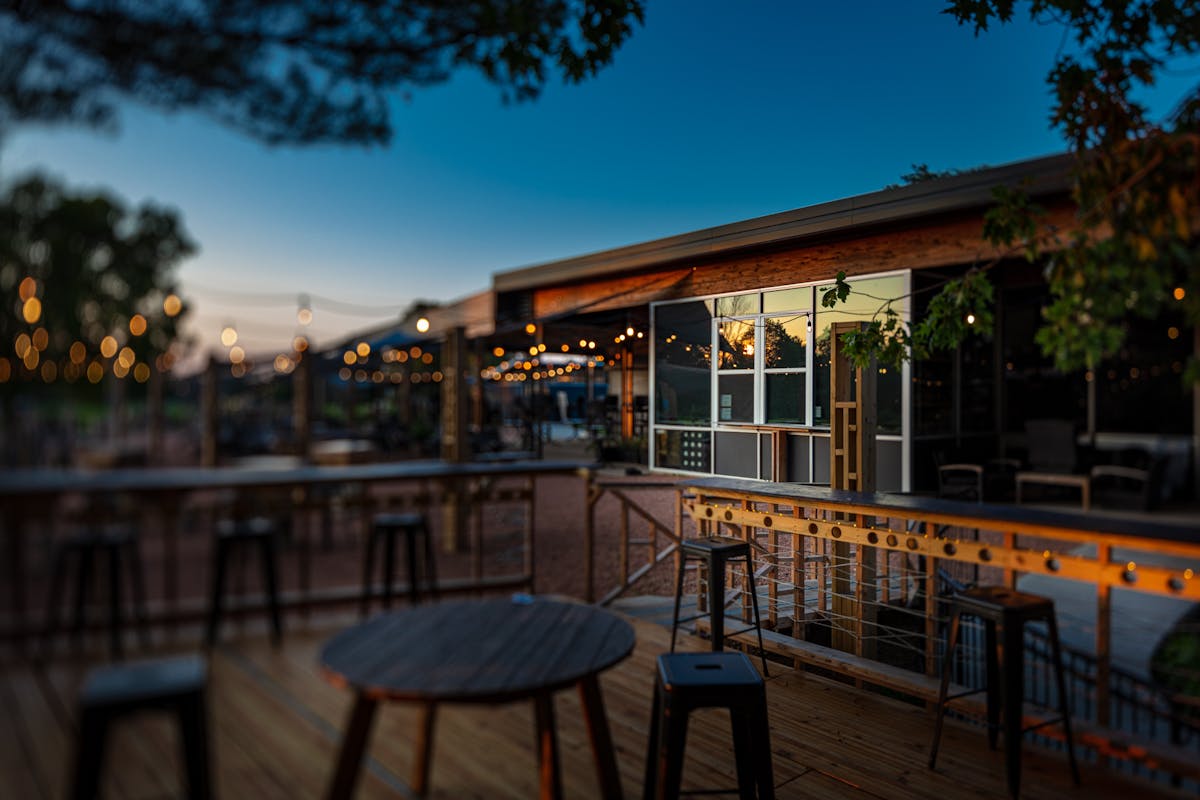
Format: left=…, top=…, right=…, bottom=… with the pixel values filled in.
left=643, top=652, right=775, bottom=800
left=360, top=512, right=438, bottom=615
left=670, top=535, right=768, bottom=675
left=929, top=586, right=1079, bottom=798
left=72, top=655, right=211, bottom=800
left=206, top=517, right=283, bottom=646
left=43, top=526, right=150, bottom=660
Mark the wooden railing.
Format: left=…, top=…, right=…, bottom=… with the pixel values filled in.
left=582, top=479, right=681, bottom=605
left=0, top=460, right=590, bottom=648
left=677, top=476, right=1200, bottom=783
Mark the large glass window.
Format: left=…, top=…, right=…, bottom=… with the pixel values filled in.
left=813, top=274, right=906, bottom=433
left=651, top=272, right=908, bottom=474
left=764, top=314, right=808, bottom=423
left=654, top=300, right=713, bottom=425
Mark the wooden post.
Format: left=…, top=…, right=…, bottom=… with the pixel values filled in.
left=829, top=321, right=877, bottom=656
left=293, top=351, right=312, bottom=461
left=620, top=347, right=634, bottom=440
left=1193, top=326, right=1199, bottom=498
left=200, top=353, right=218, bottom=467
left=1096, top=543, right=1112, bottom=727
left=441, top=326, right=469, bottom=552
left=147, top=362, right=164, bottom=465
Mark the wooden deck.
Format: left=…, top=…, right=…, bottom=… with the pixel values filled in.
left=0, top=614, right=1183, bottom=800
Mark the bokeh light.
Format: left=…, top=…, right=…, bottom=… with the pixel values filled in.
left=22, top=297, right=41, bottom=324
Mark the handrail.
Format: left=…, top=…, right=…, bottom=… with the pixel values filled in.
left=0, top=461, right=592, bottom=645
left=583, top=478, right=681, bottom=605
left=678, top=476, right=1200, bottom=784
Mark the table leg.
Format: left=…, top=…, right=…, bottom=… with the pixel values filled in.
left=326, top=693, right=378, bottom=800
left=534, top=692, right=563, bottom=800
left=578, top=676, right=623, bottom=799
left=412, top=702, right=438, bottom=797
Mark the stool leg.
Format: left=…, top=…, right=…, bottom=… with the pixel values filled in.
left=260, top=536, right=283, bottom=645
left=744, top=555, right=768, bottom=677
left=985, top=618, right=1000, bottom=750
left=72, top=706, right=108, bottom=800
left=422, top=522, right=438, bottom=601
left=179, top=689, right=213, bottom=800
left=360, top=530, right=377, bottom=618
left=670, top=554, right=687, bottom=653
left=729, top=709, right=756, bottom=800
left=1046, top=615, right=1080, bottom=786
left=929, top=610, right=962, bottom=769
left=658, top=695, right=689, bottom=800
left=405, top=528, right=420, bottom=605
left=206, top=539, right=229, bottom=647
left=1001, top=619, right=1024, bottom=799
left=71, top=545, right=94, bottom=650
left=749, top=693, right=775, bottom=800
left=709, top=555, right=725, bottom=653
left=381, top=527, right=396, bottom=610
left=124, top=537, right=152, bottom=649
left=107, top=544, right=123, bottom=660
left=42, top=545, right=70, bottom=660
left=642, top=681, right=662, bottom=800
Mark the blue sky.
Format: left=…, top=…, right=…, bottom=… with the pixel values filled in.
left=5, top=1, right=1196, bottom=358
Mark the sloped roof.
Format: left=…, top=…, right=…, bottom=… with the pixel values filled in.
left=493, top=153, right=1073, bottom=293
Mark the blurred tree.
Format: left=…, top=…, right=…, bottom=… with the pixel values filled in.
left=0, top=175, right=195, bottom=384
left=837, top=0, right=1199, bottom=378
left=0, top=0, right=644, bottom=146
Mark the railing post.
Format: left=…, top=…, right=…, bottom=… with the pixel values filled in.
left=1096, top=542, right=1112, bottom=728
left=584, top=473, right=596, bottom=603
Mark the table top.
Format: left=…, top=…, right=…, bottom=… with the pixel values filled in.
left=320, top=597, right=635, bottom=704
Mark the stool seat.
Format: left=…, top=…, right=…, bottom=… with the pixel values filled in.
left=644, top=652, right=775, bottom=800
left=82, top=655, right=206, bottom=710
left=215, top=517, right=276, bottom=539
left=929, top=586, right=1079, bottom=798
left=670, top=535, right=768, bottom=675
left=43, top=526, right=150, bottom=660
left=680, top=535, right=749, bottom=557
left=361, top=512, right=437, bottom=615
left=207, top=517, right=283, bottom=646
left=954, top=586, right=1053, bottom=617
left=73, top=655, right=211, bottom=800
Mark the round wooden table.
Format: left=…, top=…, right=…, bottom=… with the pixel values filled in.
left=321, top=596, right=636, bottom=799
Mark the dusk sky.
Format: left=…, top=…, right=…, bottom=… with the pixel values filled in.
left=5, top=1, right=1197, bottom=361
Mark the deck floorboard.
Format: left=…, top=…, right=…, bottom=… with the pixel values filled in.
left=1, top=613, right=1185, bottom=799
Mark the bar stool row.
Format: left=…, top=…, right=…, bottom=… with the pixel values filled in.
left=42, top=508, right=439, bottom=657
left=65, top=510, right=439, bottom=800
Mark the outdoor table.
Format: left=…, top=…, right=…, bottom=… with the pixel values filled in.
left=320, top=595, right=636, bottom=800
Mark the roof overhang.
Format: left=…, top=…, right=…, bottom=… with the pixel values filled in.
left=493, top=153, right=1073, bottom=294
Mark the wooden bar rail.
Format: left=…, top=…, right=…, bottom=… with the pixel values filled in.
left=675, top=476, right=1200, bottom=783
left=0, top=459, right=593, bottom=645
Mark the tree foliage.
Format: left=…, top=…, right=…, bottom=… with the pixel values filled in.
left=0, top=0, right=645, bottom=146
left=0, top=175, right=195, bottom=382
left=839, top=1, right=1200, bottom=376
